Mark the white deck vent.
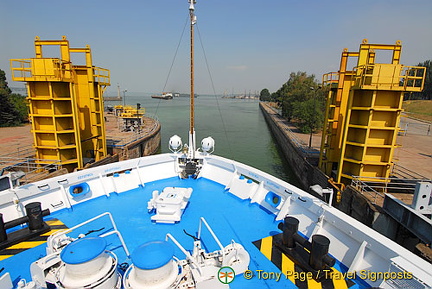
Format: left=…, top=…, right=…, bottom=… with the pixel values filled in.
left=147, top=187, right=193, bottom=223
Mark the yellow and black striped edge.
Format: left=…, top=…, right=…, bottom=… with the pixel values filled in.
left=253, top=234, right=355, bottom=289
left=0, top=219, right=68, bottom=261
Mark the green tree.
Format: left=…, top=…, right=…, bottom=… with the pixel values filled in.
left=259, top=88, right=271, bottom=101
left=10, top=93, right=29, bottom=123
left=293, top=97, right=324, bottom=147
left=276, top=72, right=320, bottom=121
left=0, top=68, right=27, bottom=126
left=272, top=71, right=325, bottom=146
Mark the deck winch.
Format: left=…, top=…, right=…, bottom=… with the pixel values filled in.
left=165, top=217, right=251, bottom=288
left=56, top=237, right=120, bottom=288
left=123, top=240, right=179, bottom=289
left=178, top=157, right=203, bottom=179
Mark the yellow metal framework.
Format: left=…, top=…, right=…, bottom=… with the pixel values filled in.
left=10, top=36, right=110, bottom=172
left=320, top=50, right=359, bottom=182
left=319, top=39, right=426, bottom=186
left=115, top=105, right=146, bottom=118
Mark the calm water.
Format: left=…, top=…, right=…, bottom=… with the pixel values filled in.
left=107, top=95, right=300, bottom=186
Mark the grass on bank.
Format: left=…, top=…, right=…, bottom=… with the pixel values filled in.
left=403, top=100, right=432, bottom=122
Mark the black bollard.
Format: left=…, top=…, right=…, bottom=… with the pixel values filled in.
left=25, top=202, right=43, bottom=231
left=0, top=214, right=7, bottom=242
left=278, top=216, right=299, bottom=248
left=309, top=234, right=331, bottom=270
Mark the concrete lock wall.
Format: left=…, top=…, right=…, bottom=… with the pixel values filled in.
left=259, top=102, right=329, bottom=191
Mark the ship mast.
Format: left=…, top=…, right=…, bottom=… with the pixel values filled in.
left=188, top=0, right=197, bottom=158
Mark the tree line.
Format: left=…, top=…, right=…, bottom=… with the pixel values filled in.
left=0, top=68, right=28, bottom=127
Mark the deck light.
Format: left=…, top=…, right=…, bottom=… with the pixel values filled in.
left=169, top=135, right=183, bottom=153
left=201, top=137, right=215, bottom=154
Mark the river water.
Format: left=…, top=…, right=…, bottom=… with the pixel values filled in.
left=106, top=95, right=300, bottom=186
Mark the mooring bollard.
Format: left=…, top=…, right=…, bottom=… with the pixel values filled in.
left=280, top=216, right=299, bottom=248
left=309, top=234, right=331, bottom=270
left=25, top=202, right=44, bottom=231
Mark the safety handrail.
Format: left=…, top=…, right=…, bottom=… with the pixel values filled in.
left=197, top=217, right=224, bottom=250
left=107, top=117, right=160, bottom=148
left=0, top=157, right=62, bottom=183
left=94, top=67, right=111, bottom=85
left=10, top=58, right=76, bottom=82
left=10, top=59, right=32, bottom=79
left=322, top=72, right=339, bottom=86
left=353, top=64, right=426, bottom=91
left=165, top=233, right=201, bottom=271
left=48, top=212, right=130, bottom=257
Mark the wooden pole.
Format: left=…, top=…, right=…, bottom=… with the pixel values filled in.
left=189, top=6, right=195, bottom=135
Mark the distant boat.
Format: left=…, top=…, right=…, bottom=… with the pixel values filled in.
left=165, top=92, right=198, bottom=98
left=151, top=92, right=173, bottom=99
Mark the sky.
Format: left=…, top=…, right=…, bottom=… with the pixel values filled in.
left=1, top=0, right=432, bottom=96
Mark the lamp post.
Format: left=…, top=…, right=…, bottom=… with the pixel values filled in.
left=122, top=89, right=128, bottom=107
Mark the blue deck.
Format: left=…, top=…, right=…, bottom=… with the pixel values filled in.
left=2, top=176, right=369, bottom=288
